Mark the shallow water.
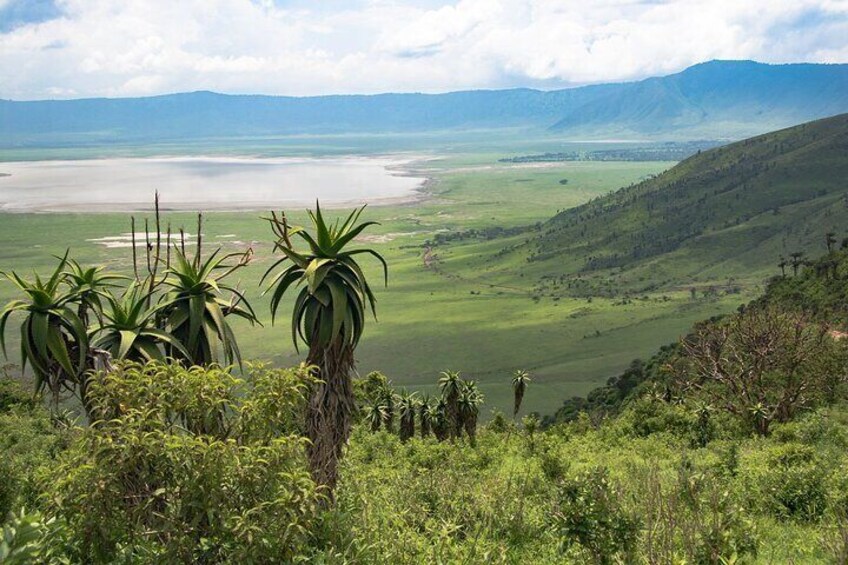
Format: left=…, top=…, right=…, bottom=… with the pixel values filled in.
left=0, top=156, right=426, bottom=212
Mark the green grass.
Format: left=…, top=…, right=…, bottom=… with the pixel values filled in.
left=0, top=153, right=752, bottom=417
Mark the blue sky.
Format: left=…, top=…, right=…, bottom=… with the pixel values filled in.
left=0, top=0, right=846, bottom=100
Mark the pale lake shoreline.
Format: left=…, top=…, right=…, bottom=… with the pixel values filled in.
left=0, top=154, right=436, bottom=213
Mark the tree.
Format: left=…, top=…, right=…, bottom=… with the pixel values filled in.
left=364, top=401, right=386, bottom=432
left=512, top=369, right=532, bottom=419
left=263, top=204, right=387, bottom=499
left=458, top=380, right=484, bottom=446
left=381, top=387, right=395, bottom=433
left=777, top=256, right=787, bottom=278
left=430, top=399, right=448, bottom=441
left=826, top=231, right=837, bottom=252
left=438, top=370, right=463, bottom=439
left=0, top=254, right=89, bottom=411
left=418, top=393, right=432, bottom=438
left=676, top=306, right=843, bottom=435
left=397, top=390, right=418, bottom=442
left=790, top=252, right=805, bottom=276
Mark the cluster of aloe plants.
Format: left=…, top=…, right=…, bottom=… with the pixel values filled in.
left=360, top=369, right=485, bottom=445
left=2, top=198, right=389, bottom=502
left=0, top=197, right=257, bottom=414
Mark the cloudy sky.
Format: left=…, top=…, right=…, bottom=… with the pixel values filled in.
left=1, top=0, right=847, bottom=100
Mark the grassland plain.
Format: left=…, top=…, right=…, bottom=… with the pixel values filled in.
left=0, top=153, right=754, bottom=416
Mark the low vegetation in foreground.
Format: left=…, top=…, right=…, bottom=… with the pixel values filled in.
left=2, top=205, right=848, bottom=562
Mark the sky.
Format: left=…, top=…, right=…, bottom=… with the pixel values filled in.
left=1, top=0, right=847, bottom=100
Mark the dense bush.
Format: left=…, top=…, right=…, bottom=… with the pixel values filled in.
left=740, top=443, right=829, bottom=521
left=0, top=376, right=67, bottom=519
left=551, top=467, right=640, bottom=564
left=39, top=361, right=320, bottom=563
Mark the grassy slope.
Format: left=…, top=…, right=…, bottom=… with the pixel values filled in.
left=462, top=114, right=848, bottom=298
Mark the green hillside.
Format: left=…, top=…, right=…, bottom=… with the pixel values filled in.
left=478, top=113, right=848, bottom=293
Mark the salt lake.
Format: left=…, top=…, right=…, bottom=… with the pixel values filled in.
left=0, top=156, right=427, bottom=212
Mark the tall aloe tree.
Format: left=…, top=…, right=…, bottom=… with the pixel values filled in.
left=458, top=380, right=484, bottom=446
left=159, top=248, right=257, bottom=367
left=438, top=370, right=463, bottom=439
left=0, top=254, right=88, bottom=410
left=381, top=386, right=396, bottom=432
left=431, top=398, right=448, bottom=441
left=397, top=390, right=418, bottom=442
left=419, top=393, right=432, bottom=438
left=512, top=369, right=532, bottom=419
left=92, top=285, right=189, bottom=363
left=263, top=204, right=387, bottom=497
left=364, top=400, right=386, bottom=432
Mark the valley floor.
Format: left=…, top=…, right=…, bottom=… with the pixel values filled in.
left=0, top=152, right=761, bottom=416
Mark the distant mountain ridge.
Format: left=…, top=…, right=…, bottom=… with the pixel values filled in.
left=2, top=60, right=848, bottom=145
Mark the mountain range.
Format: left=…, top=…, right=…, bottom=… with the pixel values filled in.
left=2, top=60, right=848, bottom=146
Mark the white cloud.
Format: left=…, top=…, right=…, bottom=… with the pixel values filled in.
left=0, top=0, right=846, bottom=99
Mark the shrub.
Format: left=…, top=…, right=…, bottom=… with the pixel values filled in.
left=551, top=467, right=639, bottom=564
left=41, top=361, right=320, bottom=563
left=0, top=378, right=66, bottom=518
left=742, top=444, right=828, bottom=521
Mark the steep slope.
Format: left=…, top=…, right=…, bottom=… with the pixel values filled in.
left=2, top=61, right=848, bottom=146
left=504, top=113, right=848, bottom=290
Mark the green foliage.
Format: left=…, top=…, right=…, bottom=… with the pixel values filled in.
left=159, top=249, right=257, bottom=367
left=741, top=443, right=828, bottom=521
left=263, top=204, right=387, bottom=351
left=551, top=467, right=640, bottom=564
left=41, top=361, right=319, bottom=563
left=0, top=375, right=67, bottom=523
left=62, top=259, right=124, bottom=325
left=0, top=253, right=88, bottom=406
left=0, top=508, right=67, bottom=565
left=91, top=284, right=188, bottom=362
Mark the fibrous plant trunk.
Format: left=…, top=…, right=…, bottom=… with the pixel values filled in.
left=445, top=390, right=460, bottom=439
left=306, top=339, right=356, bottom=503
left=513, top=388, right=524, bottom=419
left=464, top=411, right=478, bottom=446
left=419, top=404, right=431, bottom=438
left=399, top=410, right=415, bottom=442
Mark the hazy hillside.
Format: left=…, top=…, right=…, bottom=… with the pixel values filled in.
left=551, top=60, right=848, bottom=136
left=494, top=113, right=848, bottom=290
left=2, top=61, right=848, bottom=146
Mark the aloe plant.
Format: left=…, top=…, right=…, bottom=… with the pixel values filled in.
left=0, top=253, right=88, bottom=409
left=364, top=400, right=387, bottom=432
left=263, top=203, right=387, bottom=498
left=512, top=369, right=532, bottom=419
left=458, top=380, right=484, bottom=446
left=397, top=389, right=418, bottom=442
left=158, top=249, right=257, bottom=367
left=63, top=259, right=125, bottom=327
left=92, top=285, right=189, bottom=363
left=438, top=370, right=463, bottom=439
